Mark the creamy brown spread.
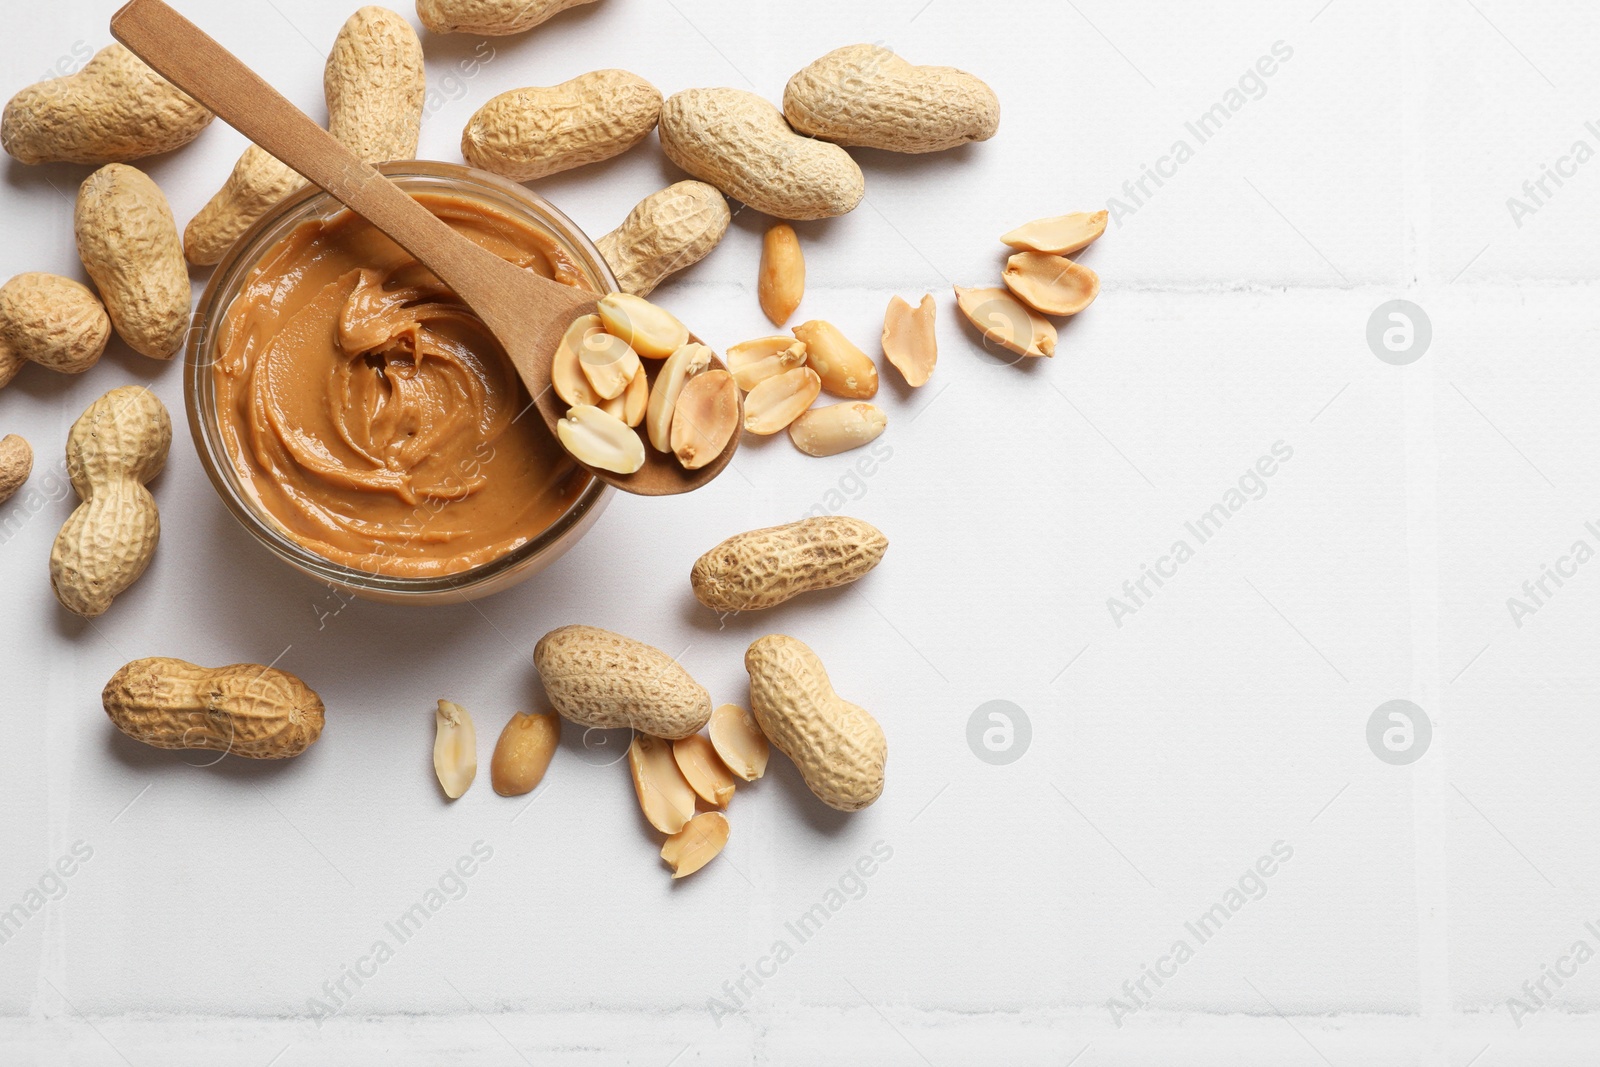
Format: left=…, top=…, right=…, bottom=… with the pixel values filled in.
left=214, top=192, right=591, bottom=578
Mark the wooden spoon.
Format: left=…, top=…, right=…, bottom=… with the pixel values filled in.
left=110, top=0, right=740, bottom=497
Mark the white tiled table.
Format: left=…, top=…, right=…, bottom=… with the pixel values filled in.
left=4, top=0, right=1600, bottom=1063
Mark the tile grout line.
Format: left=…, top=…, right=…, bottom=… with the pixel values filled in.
left=651, top=280, right=1600, bottom=297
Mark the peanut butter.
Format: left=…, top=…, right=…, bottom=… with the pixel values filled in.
left=213, top=192, right=592, bottom=578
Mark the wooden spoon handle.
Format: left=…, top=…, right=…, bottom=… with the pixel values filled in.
left=109, top=0, right=554, bottom=308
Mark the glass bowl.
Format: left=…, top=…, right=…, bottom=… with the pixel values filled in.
left=186, top=161, right=615, bottom=605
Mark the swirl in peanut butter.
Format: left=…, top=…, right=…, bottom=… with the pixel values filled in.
left=214, top=193, right=591, bottom=578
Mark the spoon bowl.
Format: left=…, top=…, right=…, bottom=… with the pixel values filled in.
left=109, top=0, right=740, bottom=497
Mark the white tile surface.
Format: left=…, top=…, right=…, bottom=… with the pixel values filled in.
left=2, top=0, right=1598, bottom=1062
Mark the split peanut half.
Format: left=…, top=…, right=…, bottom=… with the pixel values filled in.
left=728, top=336, right=808, bottom=392
left=1003, top=252, right=1100, bottom=317
left=579, top=330, right=643, bottom=400
left=557, top=405, right=647, bottom=474
left=953, top=286, right=1056, bottom=358
left=672, top=735, right=737, bottom=807
left=759, top=223, right=805, bottom=326
left=671, top=370, right=739, bottom=471
left=744, top=367, right=822, bottom=435
left=709, top=703, right=770, bottom=781
left=490, top=711, right=560, bottom=797
left=792, top=320, right=878, bottom=399
left=1001, top=210, right=1107, bottom=256
left=599, top=365, right=648, bottom=427
left=646, top=343, right=713, bottom=452
left=789, top=402, right=887, bottom=457
left=597, top=292, right=689, bottom=359
left=661, top=811, right=730, bottom=879
left=629, top=734, right=698, bottom=834
left=434, top=699, right=478, bottom=800
left=882, top=294, right=937, bottom=387
left=553, top=314, right=605, bottom=407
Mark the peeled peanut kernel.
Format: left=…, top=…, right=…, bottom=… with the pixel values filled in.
left=728, top=337, right=808, bottom=392
left=759, top=223, right=805, bottom=326
left=673, top=735, right=737, bottom=807
left=553, top=315, right=604, bottom=407
left=434, top=700, right=477, bottom=800
left=882, top=294, right=937, bottom=388
left=490, top=711, right=560, bottom=797
left=579, top=330, right=643, bottom=400
left=556, top=405, right=646, bottom=475
left=597, top=292, right=688, bottom=359
left=744, top=367, right=821, bottom=435
left=954, top=286, right=1056, bottom=358
left=792, top=320, right=878, bottom=399
left=1001, top=210, right=1108, bottom=256
left=629, top=734, right=698, bottom=834
left=672, top=370, right=739, bottom=471
left=789, top=402, right=887, bottom=458
left=709, top=704, right=770, bottom=781
left=599, top=364, right=648, bottom=427
left=647, top=343, right=713, bottom=452
left=661, top=811, right=730, bottom=878
left=1003, top=252, right=1100, bottom=317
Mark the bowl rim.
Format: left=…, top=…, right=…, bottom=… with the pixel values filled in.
left=185, top=159, right=617, bottom=598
